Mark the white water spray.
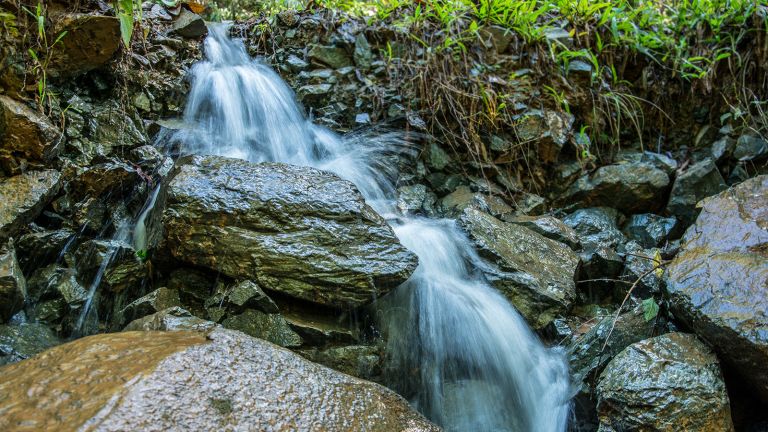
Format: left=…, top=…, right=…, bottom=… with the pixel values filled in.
left=166, top=24, right=571, bottom=431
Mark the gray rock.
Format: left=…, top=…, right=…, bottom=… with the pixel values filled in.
left=285, top=54, right=309, bottom=72
left=170, top=8, right=207, bottom=38
left=0, top=329, right=440, bottom=431
left=207, top=280, right=279, bottom=314
left=665, top=158, right=727, bottom=226
left=427, top=142, right=452, bottom=171
left=734, top=134, right=768, bottom=161
left=121, top=287, right=181, bottom=320
left=26, top=265, right=87, bottom=307
left=619, top=241, right=663, bottom=298
left=616, top=151, right=678, bottom=176
left=0, top=242, right=26, bottom=322
left=308, top=44, right=352, bottom=69
left=68, top=161, right=137, bottom=202
left=397, top=184, right=437, bottom=215
left=0, top=170, right=62, bottom=241
left=479, top=25, right=514, bottom=53
left=568, top=304, right=659, bottom=392
left=48, top=14, right=121, bottom=77
left=596, top=333, right=734, bottom=431
left=622, top=213, right=677, bottom=248
left=124, top=306, right=216, bottom=332
left=353, top=33, right=372, bottom=69
left=564, top=207, right=625, bottom=249
left=560, top=162, right=669, bottom=213
left=299, top=345, right=381, bottom=381
left=515, top=109, right=573, bottom=163
left=15, top=228, right=75, bottom=269
left=0, top=95, right=62, bottom=174
left=0, top=323, right=59, bottom=365
left=711, top=136, right=736, bottom=162
left=439, top=186, right=513, bottom=219
left=665, top=175, right=768, bottom=401
left=578, top=245, right=623, bottom=299
left=460, top=208, right=579, bottom=328
left=162, top=156, right=417, bottom=309
left=282, top=307, right=356, bottom=346
left=513, top=192, right=547, bottom=216
left=222, top=309, right=302, bottom=348
left=566, top=60, right=592, bottom=79
left=507, top=215, right=580, bottom=250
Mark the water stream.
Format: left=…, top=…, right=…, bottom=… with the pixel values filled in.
left=154, top=24, right=572, bottom=431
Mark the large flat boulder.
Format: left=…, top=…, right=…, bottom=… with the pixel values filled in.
left=162, top=155, right=418, bottom=309
left=48, top=14, right=121, bottom=77
left=0, top=328, right=438, bottom=431
left=459, top=208, right=579, bottom=328
left=597, top=333, right=734, bottom=431
left=0, top=170, right=61, bottom=242
left=0, top=96, right=61, bottom=174
left=665, top=175, right=768, bottom=400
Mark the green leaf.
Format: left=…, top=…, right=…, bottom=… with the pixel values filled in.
left=117, top=0, right=134, bottom=47
left=642, top=298, right=659, bottom=322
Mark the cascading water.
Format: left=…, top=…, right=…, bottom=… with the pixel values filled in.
left=161, top=24, right=572, bottom=431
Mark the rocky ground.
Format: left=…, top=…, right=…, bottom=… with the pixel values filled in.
left=0, top=2, right=766, bottom=431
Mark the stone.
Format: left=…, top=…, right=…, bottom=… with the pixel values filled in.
left=515, top=109, right=573, bottom=163
left=0, top=242, right=26, bottom=322
left=665, top=175, right=768, bottom=401
left=0, top=323, right=59, bottom=366
left=566, top=60, right=592, bottom=80
left=0, top=95, right=62, bottom=174
left=734, top=134, right=768, bottom=161
left=162, top=156, right=417, bottom=309
left=616, top=151, right=678, bottom=176
left=212, top=280, right=279, bottom=314
left=15, top=228, right=74, bottom=269
left=665, top=158, right=727, bottom=227
left=0, top=328, right=438, bottom=431
left=285, top=54, right=309, bottom=72
left=222, top=309, right=302, bottom=348
left=123, top=306, right=216, bottom=332
left=26, top=265, right=87, bottom=307
left=297, top=83, right=332, bottom=103
left=103, top=259, right=147, bottom=293
left=48, top=14, right=121, bottom=77
left=67, top=160, right=136, bottom=202
left=563, top=207, right=625, bottom=249
left=568, top=304, right=659, bottom=391
left=396, top=184, right=437, bottom=215
left=507, top=215, right=581, bottom=250
left=619, top=242, right=663, bottom=298
left=121, top=287, right=181, bottom=320
left=513, top=192, right=547, bottom=216
left=578, top=245, right=623, bottom=299
left=91, top=101, right=147, bottom=151
left=308, top=44, right=352, bottom=69
left=300, top=345, right=381, bottom=381
left=622, top=213, right=677, bottom=248
left=353, top=33, right=372, bottom=69
left=479, top=25, right=514, bottom=53
left=170, top=8, right=207, bottom=39
left=711, top=136, right=736, bottom=162
left=427, top=142, right=452, bottom=171
left=560, top=162, right=670, bottom=213
left=596, top=333, right=734, bottom=431
left=282, top=307, right=356, bottom=345
left=459, top=208, right=579, bottom=328
left=439, top=186, right=513, bottom=219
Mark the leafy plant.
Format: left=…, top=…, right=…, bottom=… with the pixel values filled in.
left=641, top=297, right=659, bottom=322
left=22, top=2, right=67, bottom=110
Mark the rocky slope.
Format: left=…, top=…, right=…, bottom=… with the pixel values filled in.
left=0, top=2, right=766, bottom=431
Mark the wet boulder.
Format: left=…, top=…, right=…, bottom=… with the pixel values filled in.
left=162, top=155, right=418, bottom=309
left=619, top=241, right=663, bottom=298
left=308, top=44, right=353, bottom=69
left=563, top=207, right=625, bottom=249
left=0, top=323, right=59, bottom=366
left=170, top=8, right=207, bottom=39
left=123, top=306, right=216, bottom=332
left=15, top=228, right=75, bottom=270
left=622, top=213, right=676, bottom=248
left=665, top=158, right=727, bottom=226
left=665, top=175, right=768, bottom=401
left=0, top=170, right=62, bottom=242
left=121, top=287, right=181, bottom=321
left=515, top=109, right=573, bottom=163
left=0, top=95, right=62, bottom=174
left=459, top=208, right=579, bottom=328
left=559, top=162, right=670, bottom=213
left=48, top=13, right=121, bottom=77
left=222, top=309, right=302, bottom=348
left=0, top=328, right=438, bottom=431
left=507, top=215, right=580, bottom=250
left=300, top=345, right=381, bottom=381
left=0, top=242, right=26, bottom=322
left=596, top=333, right=734, bottom=431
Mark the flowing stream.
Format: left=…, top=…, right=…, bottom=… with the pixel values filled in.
left=156, top=24, right=572, bottom=431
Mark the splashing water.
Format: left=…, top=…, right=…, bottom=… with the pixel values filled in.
left=164, top=24, right=571, bottom=431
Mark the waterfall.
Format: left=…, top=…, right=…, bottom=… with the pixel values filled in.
left=165, top=24, right=571, bottom=431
